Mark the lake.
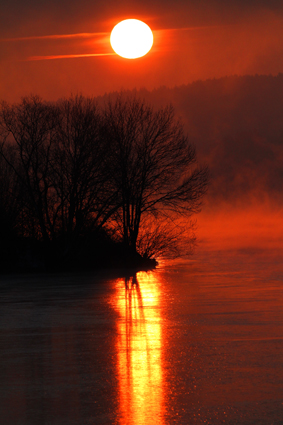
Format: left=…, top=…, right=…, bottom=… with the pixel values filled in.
left=0, top=247, right=283, bottom=424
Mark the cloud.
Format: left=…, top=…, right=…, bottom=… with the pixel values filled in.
left=0, top=32, right=107, bottom=42
left=26, top=53, right=115, bottom=61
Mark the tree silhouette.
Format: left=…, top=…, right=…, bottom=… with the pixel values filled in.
left=0, top=95, right=120, bottom=266
left=0, top=94, right=208, bottom=270
left=51, top=95, right=118, bottom=262
left=102, top=95, right=208, bottom=256
left=0, top=96, right=57, bottom=245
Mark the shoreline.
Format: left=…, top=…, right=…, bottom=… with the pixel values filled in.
left=0, top=253, right=158, bottom=277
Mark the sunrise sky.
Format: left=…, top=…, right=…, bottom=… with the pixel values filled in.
left=1, top=0, right=283, bottom=102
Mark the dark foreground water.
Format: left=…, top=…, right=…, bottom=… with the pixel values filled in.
left=1, top=248, right=283, bottom=424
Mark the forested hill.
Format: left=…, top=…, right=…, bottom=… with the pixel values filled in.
left=100, top=74, right=283, bottom=207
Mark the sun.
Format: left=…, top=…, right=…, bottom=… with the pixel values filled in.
left=110, top=19, right=153, bottom=59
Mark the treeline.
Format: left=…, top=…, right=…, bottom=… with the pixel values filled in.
left=0, top=94, right=208, bottom=272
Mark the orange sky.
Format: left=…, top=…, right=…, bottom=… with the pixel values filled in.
left=1, top=0, right=283, bottom=252
left=1, top=1, right=283, bottom=102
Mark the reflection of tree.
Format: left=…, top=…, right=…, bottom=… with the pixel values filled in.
left=124, top=274, right=148, bottom=367
left=116, top=272, right=164, bottom=425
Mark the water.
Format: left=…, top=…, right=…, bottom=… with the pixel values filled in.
left=1, top=248, right=283, bottom=424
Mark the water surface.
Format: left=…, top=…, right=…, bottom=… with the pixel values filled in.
left=1, top=248, right=283, bottom=424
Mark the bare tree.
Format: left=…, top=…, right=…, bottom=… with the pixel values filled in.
left=0, top=93, right=208, bottom=268
left=0, top=95, right=121, bottom=267
left=136, top=216, right=197, bottom=260
left=0, top=95, right=57, bottom=245
left=51, top=95, right=118, bottom=259
left=102, top=95, right=208, bottom=256
left=0, top=144, right=25, bottom=243
left=0, top=96, right=119, bottom=257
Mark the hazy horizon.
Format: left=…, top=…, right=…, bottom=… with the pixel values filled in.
left=1, top=0, right=283, bottom=102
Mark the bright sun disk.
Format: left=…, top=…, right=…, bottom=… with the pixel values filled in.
left=110, top=19, right=153, bottom=59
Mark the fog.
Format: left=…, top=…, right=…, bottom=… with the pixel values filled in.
left=119, top=74, right=283, bottom=250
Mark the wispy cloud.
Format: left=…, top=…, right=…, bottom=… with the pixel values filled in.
left=26, top=53, right=115, bottom=61
left=0, top=32, right=108, bottom=42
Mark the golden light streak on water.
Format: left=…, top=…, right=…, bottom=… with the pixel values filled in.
left=114, top=271, right=164, bottom=425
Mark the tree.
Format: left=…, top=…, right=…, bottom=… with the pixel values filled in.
left=0, top=95, right=57, bottom=245
left=0, top=93, right=208, bottom=269
left=102, top=95, right=208, bottom=257
left=0, top=95, right=120, bottom=266
left=0, top=145, right=24, bottom=268
left=51, top=95, right=118, bottom=260
left=136, top=216, right=197, bottom=260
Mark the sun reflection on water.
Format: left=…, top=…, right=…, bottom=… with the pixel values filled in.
left=114, top=271, right=164, bottom=425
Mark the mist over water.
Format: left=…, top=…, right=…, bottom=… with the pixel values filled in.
left=1, top=241, right=283, bottom=424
